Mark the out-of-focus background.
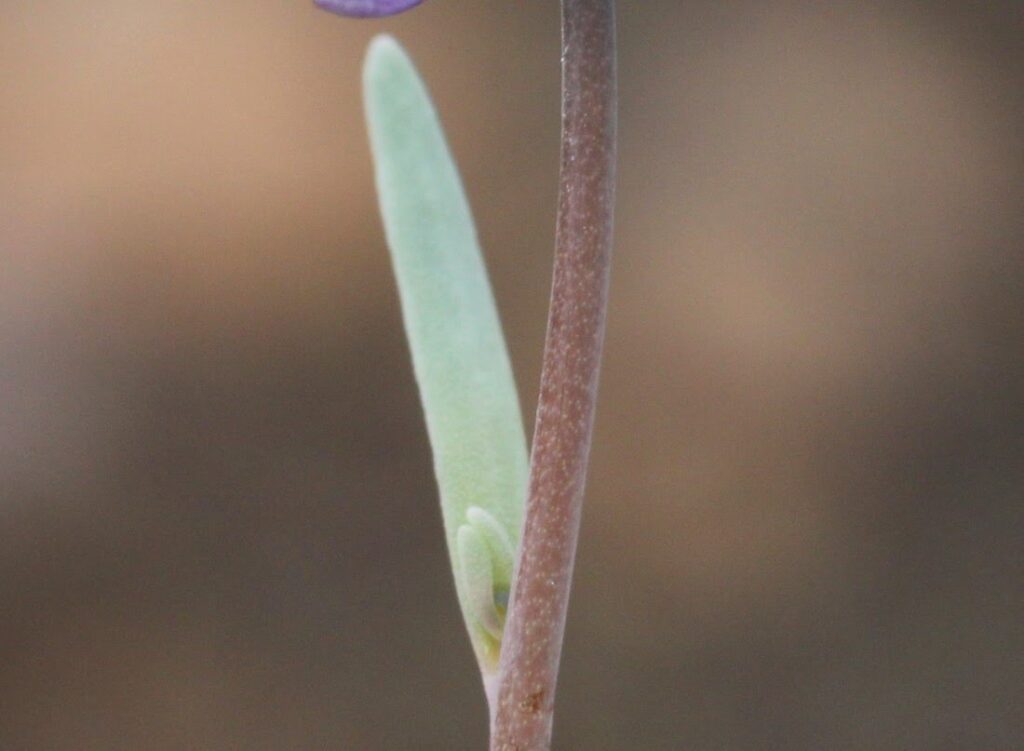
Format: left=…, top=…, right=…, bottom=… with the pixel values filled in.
left=2, top=1, right=1021, bottom=748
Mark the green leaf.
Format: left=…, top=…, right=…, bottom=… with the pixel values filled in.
left=363, top=35, right=528, bottom=674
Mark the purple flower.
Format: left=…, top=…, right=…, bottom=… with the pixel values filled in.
left=315, top=0, right=424, bottom=18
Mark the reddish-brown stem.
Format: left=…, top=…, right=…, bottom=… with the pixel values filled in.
left=490, top=1, right=617, bottom=748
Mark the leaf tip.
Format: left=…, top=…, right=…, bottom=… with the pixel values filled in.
left=363, top=33, right=419, bottom=111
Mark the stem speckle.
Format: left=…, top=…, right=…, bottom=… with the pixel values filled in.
left=490, top=1, right=617, bottom=748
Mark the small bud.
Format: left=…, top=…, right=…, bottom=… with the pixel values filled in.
left=457, top=524, right=504, bottom=642
left=466, top=506, right=515, bottom=592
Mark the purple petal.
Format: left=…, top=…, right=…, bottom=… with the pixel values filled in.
left=315, top=0, right=425, bottom=18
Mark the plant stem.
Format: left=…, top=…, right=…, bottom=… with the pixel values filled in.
left=490, top=1, right=617, bottom=748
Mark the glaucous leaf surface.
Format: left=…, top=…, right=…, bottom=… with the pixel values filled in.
left=363, top=36, right=527, bottom=673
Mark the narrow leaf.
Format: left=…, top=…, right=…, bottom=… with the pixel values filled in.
left=362, top=35, right=528, bottom=675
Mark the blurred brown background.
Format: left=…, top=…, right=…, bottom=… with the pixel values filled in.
left=2, top=1, right=1022, bottom=748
